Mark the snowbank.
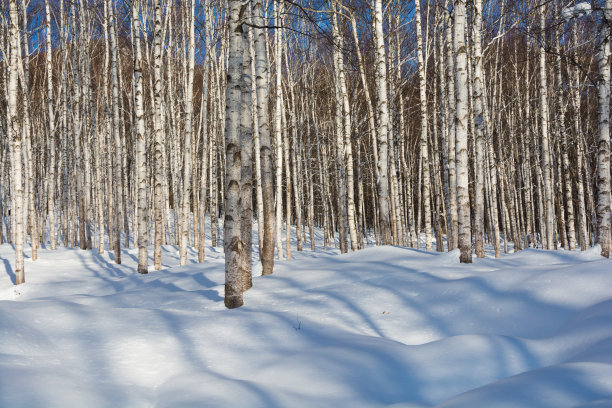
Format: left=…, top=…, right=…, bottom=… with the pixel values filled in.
left=1, top=242, right=611, bottom=407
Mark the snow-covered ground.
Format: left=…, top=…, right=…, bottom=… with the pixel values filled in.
left=1, top=233, right=612, bottom=407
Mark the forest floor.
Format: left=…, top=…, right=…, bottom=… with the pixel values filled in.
left=1, top=229, right=612, bottom=407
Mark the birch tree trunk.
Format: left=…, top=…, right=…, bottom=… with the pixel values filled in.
left=45, top=0, right=56, bottom=251
left=472, top=0, right=486, bottom=258
left=282, top=109, right=292, bottom=259
left=373, top=0, right=392, bottom=245
left=414, top=0, right=432, bottom=251
left=82, top=0, right=104, bottom=255
left=572, top=23, right=589, bottom=250
left=286, top=69, right=303, bottom=252
left=20, top=0, right=39, bottom=261
left=240, top=8, right=254, bottom=291
left=153, top=0, right=165, bottom=270
left=554, top=19, right=576, bottom=251
left=336, top=7, right=358, bottom=252
left=331, top=6, right=348, bottom=253
left=180, top=0, right=196, bottom=266
left=274, top=1, right=284, bottom=260
left=596, top=0, right=612, bottom=257
left=249, top=25, right=265, bottom=254
left=445, top=10, right=459, bottom=251
left=8, top=0, right=25, bottom=284
left=539, top=5, right=556, bottom=250
left=199, top=3, right=212, bottom=264
left=454, top=0, right=472, bottom=263
left=109, top=0, right=122, bottom=264
left=132, top=0, right=148, bottom=274
left=78, top=0, right=93, bottom=252
left=224, top=0, right=245, bottom=309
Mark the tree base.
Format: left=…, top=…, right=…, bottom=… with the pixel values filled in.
left=261, top=259, right=273, bottom=276
left=225, top=295, right=243, bottom=309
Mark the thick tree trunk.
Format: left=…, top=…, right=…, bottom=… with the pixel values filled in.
left=224, top=0, right=245, bottom=309
left=454, top=0, right=472, bottom=263
left=373, top=0, right=392, bottom=245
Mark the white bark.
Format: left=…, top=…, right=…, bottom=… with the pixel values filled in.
left=539, top=5, right=556, bottom=250
left=331, top=6, right=349, bottom=253
left=445, top=11, right=458, bottom=251
left=554, top=18, right=576, bottom=251
left=454, top=0, right=472, bottom=263
left=274, top=1, right=284, bottom=260
left=45, top=0, right=57, bottom=251
left=414, top=0, right=432, bottom=251
left=132, top=0, right=148, bottom=274
left=253, top=0, right=275, bottom=275
left=109, top=0, right=122, bottom=264
left=180, top=0, right=196, bottom=266
left=596, top=0, right=612, bottom=257
left=224, top=0, right=245, bottom=309
left=373, top=0, right=392, bottom=245
left=240, top=9, right=253, bottom=291
left=153, top=0, right=165, bottom=270
left=472, top=0, right=486, bottom=258
left=249, top=25, right=265, bottom=255
left=8, top=0, right=25, bottom=284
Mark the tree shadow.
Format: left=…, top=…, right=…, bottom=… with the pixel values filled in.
left=1, top=256, right=16, bottom=284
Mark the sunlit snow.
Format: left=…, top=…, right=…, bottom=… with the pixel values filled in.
left=1, top=230, right=612, bottom=407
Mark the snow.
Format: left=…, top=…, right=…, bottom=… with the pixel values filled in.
left=562, top=2, right=592, bottom=22
left=1, top=235, right=612, bottom=407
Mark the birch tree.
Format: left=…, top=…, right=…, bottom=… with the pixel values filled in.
left=539, top=4, right=556, bottom=250
left=109, top=0, right=123, bottom=264
left=596, top=0, right=612, bottom=257
left=8, top=0, right=25, bottom=284
left=452, top=0, right=472, bottom=263
left=253, top=0, right=275, bottom=275
left=414, top=0, right=432, bottom=251
left=180, top=0, right=196, bottom=266
left=45, top=0, right=56, bottom=251
left=471, top=0, right=486, bottom=258
left=240, top=5, right=254, bottom=291
left=153, top=0, right=165, bottom=270
left=373, top=0, right=392, bottom=246
left=224, top=0, right=245, bottom=309
left=132, top=0, right=148, bottom=274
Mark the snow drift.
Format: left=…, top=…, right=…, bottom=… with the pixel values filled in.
left=1, top=242, right=612, bottom=407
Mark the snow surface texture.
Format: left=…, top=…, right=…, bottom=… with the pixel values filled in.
left=1, top=236, right=612, bottom=407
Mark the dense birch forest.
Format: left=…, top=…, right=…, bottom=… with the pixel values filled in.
left=1, top=0, right=611, bottom=308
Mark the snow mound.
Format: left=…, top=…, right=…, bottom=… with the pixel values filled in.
left=1, top=243, right=612, bottom=407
